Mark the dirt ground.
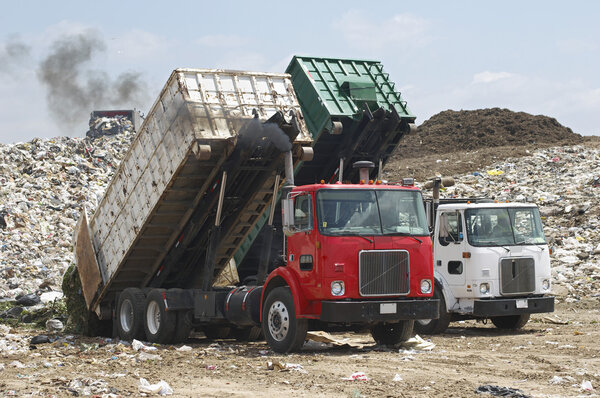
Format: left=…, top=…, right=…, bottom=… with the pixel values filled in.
left=1, top=300, right=598, bottom=397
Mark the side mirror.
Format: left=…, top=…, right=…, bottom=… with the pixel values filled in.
left=282, top=197, right=295, bottom=236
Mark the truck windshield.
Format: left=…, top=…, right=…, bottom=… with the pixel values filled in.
left=465, top=207, right=546, bottom=246
left=316, top=189, right=429, bottom=236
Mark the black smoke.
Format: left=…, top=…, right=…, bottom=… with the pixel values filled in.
left=0, top=36, right=31, bottom=74
left=36, top=30, right=149, bottom=130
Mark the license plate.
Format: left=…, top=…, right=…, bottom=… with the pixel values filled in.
left=380, top=303, right=397, bottom=314
left=516, top=299, right=528, bottom=309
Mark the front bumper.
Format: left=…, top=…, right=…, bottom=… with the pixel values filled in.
left=320, top=299, right=439, bottom=323
left=473, top=296, right=554, bottom=317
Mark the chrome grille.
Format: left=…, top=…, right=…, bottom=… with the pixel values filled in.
left=359, top=250, right=409, bottom=296
left=500, top=257, right=535, bottom=295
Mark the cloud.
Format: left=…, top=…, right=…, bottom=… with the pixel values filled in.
left=333, top=10, right=431, bottom=51
left=472, top=71, right=516, bottom=84
left=196, top=34, right=248, bottom=48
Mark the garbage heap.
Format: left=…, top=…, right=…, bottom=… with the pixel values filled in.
left=86, top=113, right=135, bottom=139
left=427, top=144, right=600, bottom=301
left=0, top=122, right=136, bottom=315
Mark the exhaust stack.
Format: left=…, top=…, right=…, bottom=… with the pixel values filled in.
left=353, top=161, right=375, bottom=182
left=284, top=151, right=294, bottom=186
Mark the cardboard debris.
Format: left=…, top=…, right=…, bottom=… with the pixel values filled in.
left=306, top=331, right=368, bottom=349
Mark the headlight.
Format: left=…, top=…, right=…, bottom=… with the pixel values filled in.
left=331, top=281, right=345, bottom=296
left=420, top=279, right=432, bottom=294
left=542, top=279, right=550, bottom=291
left=479, top=283, right=490, bottom=294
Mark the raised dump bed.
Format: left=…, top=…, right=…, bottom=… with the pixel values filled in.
left=75, top=68, right=311, bottom=314
left=286, top=55, right=416, bottom=184
left=235, top=56, right=416, bottom=277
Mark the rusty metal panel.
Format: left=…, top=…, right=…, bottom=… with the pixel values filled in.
left=74, top=210, right=103, bottom=307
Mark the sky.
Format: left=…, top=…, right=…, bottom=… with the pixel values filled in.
left=0, top=1, right=598, bottom=144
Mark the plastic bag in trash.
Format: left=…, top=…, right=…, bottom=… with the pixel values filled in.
left=138, top=378, right=173, bottom=395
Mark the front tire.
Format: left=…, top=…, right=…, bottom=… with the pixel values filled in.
left=116, top=288, right=146, bottom=341
left=370, top=320, right=414, bottom=346
left=262, top=287, right=307, bottom=353
left=143, top=289, right=176, bottom=344
left=491, top=314, right=530, bottom=330
left=414, top=285, right=451, bottom=335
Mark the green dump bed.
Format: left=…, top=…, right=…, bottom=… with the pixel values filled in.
left=235, top=56, right=416, bottom=277
left=286, top=55, right=415, bottom=184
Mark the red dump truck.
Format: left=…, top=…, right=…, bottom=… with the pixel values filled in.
left=73, top=62, right=438, bottom=353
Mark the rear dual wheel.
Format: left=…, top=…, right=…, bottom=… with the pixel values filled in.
left=144, top=289, right=176, bottom=344
left=116, top=288, right=146, bottom=341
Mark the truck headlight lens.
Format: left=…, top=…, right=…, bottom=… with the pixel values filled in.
left=420, top=279, right=432, bottom=294
left=479, top=283, right=490, bottom=294
left=542, top=279, right=550, bottom=291
left=331, top=281, right=345, bottom=296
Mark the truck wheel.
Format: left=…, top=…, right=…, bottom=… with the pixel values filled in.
left=116, top=288, right=146, bottom=341
left=144, top=289, right=176, bottom=344
left=370, top=320, right=414, bottom=346
left=414, top=286, right=451, bottom=335
left=232, top=326, right=263, bottom=342
left=172, top=310, right=193, bottom=344
left=262, top=287, right=307, bottom=353
left=491, top=314, right=530, bottom=330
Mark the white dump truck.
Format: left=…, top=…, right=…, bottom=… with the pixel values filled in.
left=415, top=178, right=555, bottom=334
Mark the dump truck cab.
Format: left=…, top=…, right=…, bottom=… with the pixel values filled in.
left=416, top=200, right=554, bottom=334
left=258, top=169, right=438, bottom=352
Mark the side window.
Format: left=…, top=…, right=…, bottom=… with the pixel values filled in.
left=294, top=194, right=312, bottom=231
left=438, top=212, right=463, bottom=246
left=513, top=210, right=533, bottom=236
left=448, top=260, right=463, bottom=275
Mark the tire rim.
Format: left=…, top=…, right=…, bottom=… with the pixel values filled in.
left=417, top=319, right=432, bottom=326
left=120, top=299, right=134, bottom=333
left=146, top=301, right=161, bottom=335
left=267, top=300, right=289, bottom=342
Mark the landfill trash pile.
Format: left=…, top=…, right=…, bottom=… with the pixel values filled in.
left=86, top=113, right=135, bottom=139
left=420, top=144, right=600, bottom=300
left=395, top=107, right=583, bottom=158
left=0, top=120, right=136, bottom=312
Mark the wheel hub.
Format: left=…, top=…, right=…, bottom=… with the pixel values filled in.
left=268, top=300, right=289, bottom=342
left=120, top=299, right=134, bottom=332
left=146, top=301, right=161, bottom=335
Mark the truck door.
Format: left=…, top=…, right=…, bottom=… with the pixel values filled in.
left=286, top=193, right=318, bottom=298
left=434, top=211, right=466, bottom=286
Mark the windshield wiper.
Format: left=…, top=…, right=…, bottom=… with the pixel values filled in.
left=383, top=232, right=422, bottom=244
left=328, top=232, right=373, bottom=244
left=353, top=235, right=374, bottom=244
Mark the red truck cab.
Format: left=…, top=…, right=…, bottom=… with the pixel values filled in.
left=261, top=179, right=439, bottom=352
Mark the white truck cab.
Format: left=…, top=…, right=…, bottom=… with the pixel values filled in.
left=416, top=199, right=555, bottom=334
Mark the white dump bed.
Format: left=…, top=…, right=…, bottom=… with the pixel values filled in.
left=75, top=69, right=311, bottom=310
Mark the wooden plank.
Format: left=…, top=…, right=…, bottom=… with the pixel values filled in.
left=74, top=210, right=103, bottom=309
